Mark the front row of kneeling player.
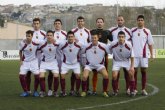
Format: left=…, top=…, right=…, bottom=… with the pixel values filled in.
left=19, top=30, right=135, bottom=97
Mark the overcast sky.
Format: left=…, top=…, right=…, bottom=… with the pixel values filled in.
left=0, top=0, right=165, bottom=9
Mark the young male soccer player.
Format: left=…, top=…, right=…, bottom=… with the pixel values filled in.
left=26, top=18, right=46, bottom=93
left=108, top=31, right=135, bottom=96
left=131, top=15, right=154, bottom=96
left=81, top=30, right=109, bottom=98
left=38, top=30, right=60, bottom=97
left=108, top=15, right=132, bottom=94
left=70, top=16, right=91, bottom=95
left=19, top=30, right=40, bottom=97
left=59, top=31, right=83, bottom=96
left=90, top=18, right=112, bottom=95
left=47, top=19, right=67, bottom=96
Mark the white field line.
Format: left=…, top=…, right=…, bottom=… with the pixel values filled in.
left=67, top=82, right=159, bottom=110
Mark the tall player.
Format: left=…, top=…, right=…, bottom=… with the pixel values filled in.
left=39, top=30, right=60, bottom=97
left=59, top=31, right=83, bottom=96
left=19, top=30, right=40, bottom=97
left=70, top=16, right=91, bottom=95
left=108, top=31, right=135, bottom=97
left=108, top=15, right=132, bottom=95
left=90, top=18, right=112, bottom=95
left=26, top=18, right=46, bottom=93
left=131, top=15, right=154, bottom=96
left=81, top=30, right=109, bottom=97
left=47, top=19, right=67, bottom=96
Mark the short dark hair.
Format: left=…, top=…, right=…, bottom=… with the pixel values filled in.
left=137, top=15, right=144, bottom=20
left=118, top=15, right=124, bottom=18
left=54, top=19, right=62, bottom=25
left=90, top=30, right=99, bottom=36
left=118, top=31, right=125, bottom=36
left=77, top=16, right=85, bottom=21
left=67, top=31, right=74, bottom=36
left=96, top=18, right=104, bottom=23
left=47, top=30, right=54, bottom=35
left=26, top=30, right=33, bottom=36
left=33, top=18, right=41, bottom=23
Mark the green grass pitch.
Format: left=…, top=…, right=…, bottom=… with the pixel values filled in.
left=0, top=59, right=164, bottom=110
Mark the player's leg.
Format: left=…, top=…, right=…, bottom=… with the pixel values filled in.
left=123, top=67, right=130, bottom=94
left=53, top=72, right=59, bottom=97
left=31, top=59, right=40, bottom=97
left=60, top=63, right=68, bottom=97
left=98, top=66, right=109, bottom=98
left=39, top=72, right=46, bottom=97
left=47, top=71, right=53, bottom=96
left=81, top=65, right=91, bottom=97
left=70, top=72, right=76, bottom=95
left=127, top=68, right=135, bottom=97
left=140, top=58, right=148, bottom=96
left=92, top=69, right=98, bottom=95
left=26, top=71, right=31, bottom=93
left=73, top=63, right=81, bottom=96
left=19, top=63, right=29, bottom=97
left=134, top=57, right=140, bottom=94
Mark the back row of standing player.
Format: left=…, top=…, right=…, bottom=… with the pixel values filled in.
left=18, top=15, right=154, bottom=97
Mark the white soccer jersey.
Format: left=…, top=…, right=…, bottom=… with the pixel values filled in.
left=54, top=30, right=67, bottom=43
left=85, top=42, right=108, bottom=65
left=39, top=42, right=59, bottom=62
left=32, top=30, right=47, bottom=43
left=109, top=40, right=134, bottom=61
left=59, top=41, right=82, bottom=65
left=19, top=41, right=39, bottom=61
left=131, top=27, right=154, bottom=58
left=72, top=27, right=91, bottom=46
left=108, top=26, right=132, bottom=41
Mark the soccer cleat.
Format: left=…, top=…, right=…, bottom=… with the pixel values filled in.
left=47, top=90, right=53, bottom=96
left=87, top=90, right=92, bottom=95
left=39, top=91, right=46, bottom=98
left=54, top=92, right=59, bottom=97
left=33, top=91, right=39, bottom=97
left=103, top=92, right=109, bottom=98
left=27, top=91, right=32, bottom=94
left=20, top=92, right=29, bottom=97
left=92, top=91, right=97, bottom=96
left=60, top=92, right=67, bottom=97
left=81, top=92, right=86, bottom=97
left=130, top=92, right=136, bottom=97
left=134, top=90, right=138, bottom=94
left=126, top=89, right=130, bottom=95
left=75, top=91, right=80, bottom=97
left=69, top=91, right=75, bottom=96
left=112, top=92, right=118, bottom=96
left=142, top=90, right=148, bottom=96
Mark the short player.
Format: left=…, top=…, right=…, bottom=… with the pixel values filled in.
left=59, top=31, right=83, bottom=96
left=26, top=18, right=46, bottom=93
left=81, top=30, right=109, bottom=98
left=131, top=15, right=154, bottom=96
left=38, top=30, right=60, bottom=97
left=90, top=18, right=112, bottom=95
left=19, top=30, right=40, bottom=97
left=108, top=31, right=135, bottom=97
left=47, top=19, right=67, bottom=96
left=108, top=15, right=132, bottom=94
left=70, top=16, right=91, bottom=95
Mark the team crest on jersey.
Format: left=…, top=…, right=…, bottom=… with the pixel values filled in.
left=29, top=48, right=32, bottom=51
left=94, top=50, right=96, bottom=54
left=80, top=33, right=83, bottom=36
left=36, top=36, right=38, bottom=39
left=69, top=49, right=72, bottom=52
left=138, top=33, right=140, bottom=36
left=49, top=48, right=52, bottom=52
left=120, top=49, right=122, bottom=52
left=57, top=36, right=59, bottom=39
